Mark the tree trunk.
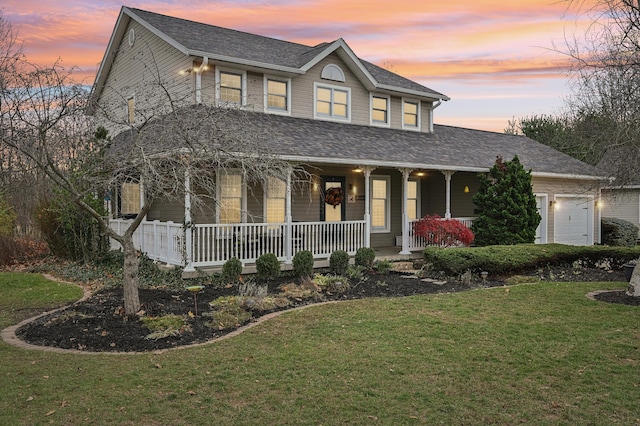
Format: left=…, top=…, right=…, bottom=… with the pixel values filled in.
left=627, top=259, right=640, bottom=297
left=122, top=238, right=141, bottom=316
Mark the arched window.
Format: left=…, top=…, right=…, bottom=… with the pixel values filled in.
left=321, top=64, right=346, bottom=82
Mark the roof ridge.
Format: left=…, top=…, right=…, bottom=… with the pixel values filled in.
left=127, top=7, right=318, bottom=50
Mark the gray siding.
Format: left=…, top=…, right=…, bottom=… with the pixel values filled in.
left=96, top=20, right=194, bottom=135
left=531, top=177, right=599, bottom=244
left=602, top=189, right=640, bottom=237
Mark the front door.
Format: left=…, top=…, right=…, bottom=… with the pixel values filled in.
left=321, top=176, right=345, bottom=222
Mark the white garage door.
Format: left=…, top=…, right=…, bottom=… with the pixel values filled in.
left=554, top=196, right=593, bottom=246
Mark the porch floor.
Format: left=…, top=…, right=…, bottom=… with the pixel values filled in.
left=182, top=246, right=423, bottom=278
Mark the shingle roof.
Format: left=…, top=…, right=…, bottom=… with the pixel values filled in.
left=125, top=7, right=447, bottom=99
left=114, top=106, right=603, bottom=179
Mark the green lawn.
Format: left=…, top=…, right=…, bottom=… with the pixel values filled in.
left=1, top=273, right=638, bottom=425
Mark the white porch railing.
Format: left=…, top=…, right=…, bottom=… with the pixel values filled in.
left=109, top=219, right=367, bottom=268
left=407, top=217, right=476, bottom=250
left=109, top=217, right=471, bottom=267
left=109, top=219, right=184, bottom=265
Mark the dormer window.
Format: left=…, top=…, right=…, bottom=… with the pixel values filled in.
left=402, top=99, right=420, bottom=130
left=314, top=83, right=350, bottom=122
left=216, top=68, right=247, bottom=105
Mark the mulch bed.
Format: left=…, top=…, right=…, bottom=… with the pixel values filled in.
left=14, top=265, right=636, bottom=353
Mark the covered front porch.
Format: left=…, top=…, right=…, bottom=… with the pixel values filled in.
left=108, top=215, right=475, bottom=271
left=108, top=164, right=479, bottom=272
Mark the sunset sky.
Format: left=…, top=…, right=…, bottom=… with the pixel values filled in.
left=3, top=0, right=594, bottom=132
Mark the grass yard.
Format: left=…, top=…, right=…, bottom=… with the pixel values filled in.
left=1, top=273, right=639, bottom=425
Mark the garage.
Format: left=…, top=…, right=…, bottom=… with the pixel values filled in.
left=554, top=195, right=594, bottom=246
left=534, top=194, right=548, bottom=244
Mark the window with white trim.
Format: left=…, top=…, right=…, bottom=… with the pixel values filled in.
left=315, top=83, right=350, bottom=121
left=120, top=182, right=140, bottom=215
left=403, top=99, right=420, bottom=130
left=265, top=176, right=286, bottom=223
left=216, top=68, right=246, bottom=105
left=265, top=78, right=289, bottom=113
left=371, top=175, right=390, bottom=232
left=371, top=94, right=389, bottom=126
left=407, top=179, right=420, bottom=221
left=219, top=173, right=243, bottom=224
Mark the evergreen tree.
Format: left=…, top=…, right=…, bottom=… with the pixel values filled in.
left=471, top=156, right=541, bottom=246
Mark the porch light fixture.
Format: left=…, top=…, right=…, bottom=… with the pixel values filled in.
left=464, top=185, right=470, bottom=193
left=415, top=172, right=425, bottom=177
left=352, top=166, right=363, bottom=173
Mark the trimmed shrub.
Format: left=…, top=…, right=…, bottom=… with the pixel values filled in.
left=255, top=253, right=280, bottom=280
left=293, top=250, right=314, bottom=278
left=413, top=215, right=474, bottom=247
left=422, top=243, right=640, bottom=276
left=222, top=257, right=243, bottom=283
left=354, top=247, right=376, bottom=269
left=601, top=217, right=638, bottom=247
left=329, top=250, right=350, bottom=275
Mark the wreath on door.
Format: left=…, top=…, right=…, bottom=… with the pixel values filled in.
left=325, top=187, right=344, bottom=208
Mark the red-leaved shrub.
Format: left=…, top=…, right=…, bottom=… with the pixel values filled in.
left=413, top=215, right=474, bottom=248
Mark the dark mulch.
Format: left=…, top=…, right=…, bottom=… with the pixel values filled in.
left=15, top=266, right=635, bottom=353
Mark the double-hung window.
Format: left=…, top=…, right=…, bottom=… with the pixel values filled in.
left=371, top=176, right=390, bottom=233
left=403, top=99, right=420, bottom=130
left=217, top=69, right=246, bottom=105
left=265, top=176, right=286, bottom=224
left=120, top=182, right=140, bottom=216
left=265, top=78, right=290, bottom=113
left=219, top=173, right=243, bottom=224
left=371, top=95, right=389, bottom=126
left=315, top=83, right=350, bottom=121
left=407, top=179, right=420, bottom=221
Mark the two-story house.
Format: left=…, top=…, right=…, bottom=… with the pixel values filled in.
left=91, top=7, right=605, bottom=272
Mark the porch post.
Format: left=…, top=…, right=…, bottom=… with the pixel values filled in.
left=363, top=166, right=374, bottom=247
left=183, top=169, right=195, bottom=272
left=138, top=179, right=146, bottom=250
left=399, top=168, right=413, bottom=255
left=284, top=170, right=293, bottom=264
left=441, top=170, right=455, bottom=219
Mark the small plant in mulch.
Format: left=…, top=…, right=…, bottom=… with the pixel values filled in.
left=313, top=273, right=350, bottom=293
left=373, top=259, right=392, bottom=274
left=203, top=301, right=252, bottom=331
left=141, top=315, right=191, bottom=340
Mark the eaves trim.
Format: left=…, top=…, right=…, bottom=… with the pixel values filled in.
left=531, top=171, right=606, bottom=181
left=124, top=7, right=190, bottom=55
left=277, top=155, right=488, bottom=173
left=300, top=39, right=378, bottom=85
left=186, top=49, right=304, bottom=75
left=376, top=84, right=450, bottom=101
